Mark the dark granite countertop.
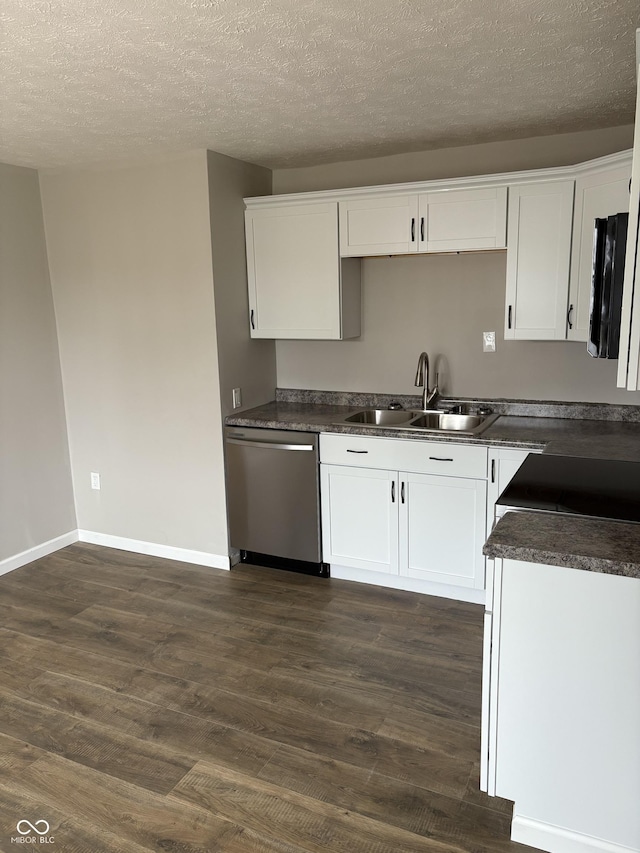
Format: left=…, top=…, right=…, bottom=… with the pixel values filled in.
left=484, top=511, right=640, bottom=579
left=226, top=391, right=640, bottom=578
left=226, top=401, right=640, bottom=462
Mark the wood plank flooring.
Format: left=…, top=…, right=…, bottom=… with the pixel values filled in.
left=0, top=544, right=535, bottom=852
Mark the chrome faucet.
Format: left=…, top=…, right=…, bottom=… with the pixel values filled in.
left=414, top=351, right=439, bottom=410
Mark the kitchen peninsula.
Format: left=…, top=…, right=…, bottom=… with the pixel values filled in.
left=481, top=511, right=640, bottom=853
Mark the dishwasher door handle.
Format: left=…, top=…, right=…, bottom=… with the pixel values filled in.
left=226, top=438, right=315, bottom=451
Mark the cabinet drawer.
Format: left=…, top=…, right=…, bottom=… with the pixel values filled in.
left=320, top=433, right=487, bottom=478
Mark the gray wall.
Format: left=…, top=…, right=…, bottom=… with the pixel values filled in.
left=0, top=163, right=76, bottom=563
left=39, top=151, right=230, bottom=557
left=273, top=125, right=635, bottom=194
left=273, top=126, right=640, bottom=404
left=277, top=252, right=638, bottom=403
left=206, top=151, right=276, bottom=417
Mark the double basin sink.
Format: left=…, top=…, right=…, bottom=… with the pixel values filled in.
left=335, top=407, right=500, bottom=436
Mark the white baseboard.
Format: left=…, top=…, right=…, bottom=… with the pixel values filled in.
left=329, top=564, right=485, bottom=605
left=512, top=814, right=639, bottom=853
left=0, top=530, right=79, bottom=577
left=77, top=530, right=230, bottom=571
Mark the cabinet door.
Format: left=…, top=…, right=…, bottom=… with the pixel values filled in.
left=505, top=181, right=574, bottom=340
left=420, top=187, right=507, bottom=252
left=398, top=471, right=487, bottom=589
left=339, top=195, right=419, bottom=257
left=486, top=448, right=533, bottom=535
left=320, top=465, right=399, bottom=574
left=568, top=162, right=632, bottom=342
left=245, top=202, right=342, bottom=339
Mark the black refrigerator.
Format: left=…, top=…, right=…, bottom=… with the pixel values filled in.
left=588, top=212, right=628, bottom=358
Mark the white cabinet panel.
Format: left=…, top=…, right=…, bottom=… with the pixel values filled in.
left=320, top=433, right=487, bottom=479
left=487, top=447, right=534, bottom=534
left=505, top=181, right=574, bottom=340
left=339, top=187, right=508, bottom=257
left=421, top=187, right=507, bottom=252
left=339, top=195, right=419, bottom=257
left=399, top=472, right=487, bottom=589
left=617, top=42, right=640, bottom=390
left=568, top=161, right=632, bottom=342
left=245, top=201, right=361, bottom=340
left=494, top=559, right=640, bottom=849
left=320, top=465, right=398, bottom=574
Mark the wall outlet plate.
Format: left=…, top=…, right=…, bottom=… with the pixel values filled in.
left=483, top=331, right=496, bottom=353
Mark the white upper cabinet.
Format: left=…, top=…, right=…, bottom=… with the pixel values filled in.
left=617, top=29, right=640, bottom=390
left=339, top=195, right=419, bottom=256
left=245, top=201, right=361, bottom=340
left=339, top=186, right=507, bottom=257
left=568, top=158, right=632, bottom=342
left=504, top=181, right=574, bottom=340
left=419, top=187, right=507, bottom=252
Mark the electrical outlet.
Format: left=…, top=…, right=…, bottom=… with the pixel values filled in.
left=232, top=387, right=242, bottom=409
left=90, top=472, right=101, bottom=490
left=483, top=331, right=496, bottom=353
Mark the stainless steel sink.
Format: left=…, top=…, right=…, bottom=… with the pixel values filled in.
left=411, top=412, right=486, bottom=431
left=336, top=408, right=500, bottom=436
left=344, top=409, right=419, bottom=425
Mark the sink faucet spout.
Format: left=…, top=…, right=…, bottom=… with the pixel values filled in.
left=414, top=351, right=439, bottom=409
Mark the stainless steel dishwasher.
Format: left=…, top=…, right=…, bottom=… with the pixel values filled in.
left=224, top=426, right=325, bottom=572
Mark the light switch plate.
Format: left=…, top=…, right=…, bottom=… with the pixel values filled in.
left=232, top=387, right=242, bottom=409
left=90, top=472, right=101, bottom=490
left=483, top=331, right=496, bottom=353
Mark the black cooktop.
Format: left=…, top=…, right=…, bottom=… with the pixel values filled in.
left=496, top=453, right=640, bottom=524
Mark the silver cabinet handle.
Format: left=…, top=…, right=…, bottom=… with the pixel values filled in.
left=227, top=438, right=313, bottom=451
left=429, top=456, right=454, bottom=462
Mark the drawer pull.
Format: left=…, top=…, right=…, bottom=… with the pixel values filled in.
left=391, top=481, right=395, bottom=502
left=429, top=456, right=454, bottom=462
left=346, top=449, right=368, bottom=454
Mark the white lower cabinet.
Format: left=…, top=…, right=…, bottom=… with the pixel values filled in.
left=320, top=465, right=398, bottom=574
left=399, top=472, right=486, bottom=589
left=487, top=447, right=537, bottom=534
left=320, top=434, right=488, bottom=601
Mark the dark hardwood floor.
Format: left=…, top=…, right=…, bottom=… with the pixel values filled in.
left=0, top=544, right=534, bottom=852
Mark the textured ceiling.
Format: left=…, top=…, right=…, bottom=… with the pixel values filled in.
left=1, top=0, right=639, bottom=170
